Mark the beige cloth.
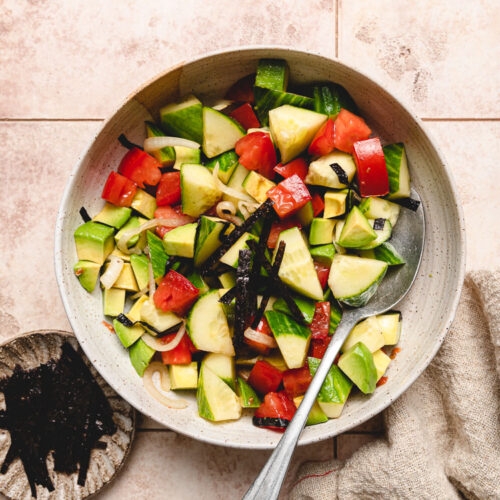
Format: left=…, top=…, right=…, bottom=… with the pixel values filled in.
left=291, top=271, right=500, bottom=500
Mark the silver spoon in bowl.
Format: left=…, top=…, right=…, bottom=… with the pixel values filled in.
left=244, top=188, right=425, bottom=500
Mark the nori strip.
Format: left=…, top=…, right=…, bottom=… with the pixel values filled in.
left=330, top=163, right=348, bottom=185
left=218, top=221, right=232, bottom=242
left=252, top=417, right=290, bottom=429
left=118, top=133, right=143, bottom=150
left=219, top=286, right=237, bottom=305
left=200, top=199, right=274, bottom=275
left=373, top=218, right=386, bottom=230
left=79, top=207, right=91, bottom=223
left=234, top=249, right=252, bottom=350
left=116, top=313, right=134, bottom=328
left=393, top=197, right=421, bottom=211
left=138, top=321, right=183, bottom=337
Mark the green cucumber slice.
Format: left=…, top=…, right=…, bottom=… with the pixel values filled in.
left=265, top=311, right=311, bottom=369
left=222, top=163, right=256, bottom=206
left=329, top=301, right=342, bottom=335
left=296, top=201, right=314, bottom=227
left=187, top=271, right=210, bottom=295
left=338, top=342, right=377, bottom=394
left=383, top=143, right=411, bottom=199
left=145, top=121, right=175, bottom=166
left=313, top=83, right=358, bottom=118
left=181, top=164, right=221, bottom=217
left=202, top=107, right=245, bottom=158
left=203, top=353, right=236, bottom=391
left=328, top=254, right=388, bottom=307
left=371, top=242, right=406, bottom=266
left=358, top=196, right=400, bottom=227
left=187, top=291, right=235, bottom=356
left=255, top=90, right=314, bottom=126
left=220, top=232, right=258, bottom=268
left=205, top=150, right=239, bottom=184
left=305, top=151, right=357, bottom=189
left=357, top=218, right=393, bottom=250
left=255, top=58, right=289, bottom=93
left=160, top=94, right=203, bottom=144
left=272, top=295, right=316, bottom=324
left=194, top=216, right=228, bottom=266
left=237, top=377, right=261, bottom=408
left=293, top=396, right=328, bottom=425
left=274, top=227, right=323, bottom=301
left=146, top=231, right=169, bottom=279
left=172, top=146, right=201, bottom=170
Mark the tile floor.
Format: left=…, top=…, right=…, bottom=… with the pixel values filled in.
left=0, top=0, right=498, bottom=498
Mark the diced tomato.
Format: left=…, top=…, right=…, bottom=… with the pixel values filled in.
left=309, top=336, right=332, bottom=359
left=353, top=137, right=389, bottom=197
left=185, top=334, right=199, bottom=354
left=334, top=109, right=372, bottom=154
left=283, top=366, right=312, bottom=397
left=314, top=261, right=330, bottom=289
left=267, top=219, right=302, bottom=248
left=254, top=391, right=296, bottom=432
left=273, top=158, right=308, bottom=181
left=244, top=317, right=274, bottom=355
left=101, top=171, right=137, bottom=207
left=248, top=360, right=283, bottom=394
left=160, top=331, right=192, bottom=365
left=225, top=74, right=255, bottom=103
left=310, top=302, right=330, bottom=339
left=154, top=270, right=199, bottom=315
left=154, top=206, right=196, bottom=238
left=230, top=103, right=260, bottom=130
left=267, top=174, right=312, bottom=218
left=156, top=172, right=181, bottom=206
left=235, top=132, right=276, bottom=179
left=118, top=148, right=162, bottom=188
left=308, top=118, right=335, bottom=156
left=311, top=192, right=325, bottom=217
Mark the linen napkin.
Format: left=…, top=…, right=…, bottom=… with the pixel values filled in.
left=290, top=271, right=500, bottom=500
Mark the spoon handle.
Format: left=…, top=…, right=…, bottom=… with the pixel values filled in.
left=243, top=309, right=363, bottom=500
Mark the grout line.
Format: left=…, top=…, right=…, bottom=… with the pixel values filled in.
left=0, top=118, right=105, bottom=122
left=421, top=117, right=500, bottom=122
left=335, top=0, right=339, bottom=58
left=137, top=428, right=174, bottom=433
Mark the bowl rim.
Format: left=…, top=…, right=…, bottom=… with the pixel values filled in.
left=54, top=45, right=466, bottom=449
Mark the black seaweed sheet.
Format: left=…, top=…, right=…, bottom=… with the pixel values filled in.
left=393, top=197, right=421, bottom=211
left=234, top=249, right=253, bottom=350
left=330, top=162, right=349, bottom=185
left=252, top=417, right=290, bottom=429
left=79, top=207, right=91, bottom=223
left=117, top=134, right=143, bottom=150
left=373, top=218, right=386, bottom=230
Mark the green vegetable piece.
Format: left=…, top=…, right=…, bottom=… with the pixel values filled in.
left=93, top=203, right=131, bottom=229
left=147, top=230, right=169, bottom=279
left=74, top=221, right=115, bottom=265
left=205, top=150, right=239, bottom=184
left=130, top=254, right=149, bottom=290
left=187, top=271, right=210, bottom=295
left=113, top=318, right=144, bottom=348
left=237, top=377, right=261, bottom=408
left=272, top=295, right=316, bottom=324
left=308, top=357, right=352, bottom=404
left=309, top=244, right=335, bottom=267
left=145, top=121, right=175, bottom=165
left=129, top=338, right=155, bottom=377
left=73, top=260, right=100, bottom=293
left=160, top=94, right=203, bottom=144
left=313, top=83, right=358, bottom=118
left=337, top=342, right=377, bottom=394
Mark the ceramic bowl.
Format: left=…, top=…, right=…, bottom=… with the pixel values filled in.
left=54, top=47, right=465, bottom=449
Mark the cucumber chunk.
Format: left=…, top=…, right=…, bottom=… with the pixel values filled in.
left=220, top=232, right=258, bottom=268
left=255, top=58, right=289, bottom=93
left=328, top=254, right=388, bottom=307
left=160, top=94, right=203, bottom=144
left=305, top=152, right=357, bottom=189
left=205, top=150, right=239, bottom=184
left=313, top=83, right=357, bottom=118
left=269, top=105, right=327, bottom=163
left=181, top=164, right=221, bottom=217
left=272, top=294, right=316, bottom=324
left=293, top=395, right=328, bottom=425
left=357, top=218, right=393, bottom=250
left=369, top=242, right=406, bottom=266
left=194, top=216, right=228, bottom=267
left=274, top=227, right=323, bottom=301
left=265, top=311, right=311, bottom=369
left=222, top=163, right=257, bottom=206
left=376, top=312, right=402, bottom=345
left=237, top=377, right=261, bottom=408
left=146, top=231, right=169, bottom=279
left=203, top=353, right=236, bottom=391
left=338, top=206, right=376, bottom=249
left=383, top=143, right=411, bottom=199
left=172, top=146, right=201, bottom=171
left=309, top=244, right=335, bottom=267
left=187, top=291, right=235, bottom=356
left=358, top=197, right=400, bottom=228
left=296, top=201, right=314, bottom=227
left=202, top=107, right=245, bottom=158
left=145, top=121, right=175, bottom=166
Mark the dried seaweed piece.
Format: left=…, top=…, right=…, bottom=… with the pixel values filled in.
left=373, top=218, right=386, bottom=230
left=234, top=249, right=253, bottom=350
left=330, top=162, right=348, bottom=185
left=252, top=417, right=290, bottom=429
left=79, top=207, right=91, bottom=223
left=118, top=133, right=143, bottom=150
left=393, top=197, right=421, bottom=211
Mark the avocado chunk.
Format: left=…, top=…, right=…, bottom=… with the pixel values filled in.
left=305, top=152, right=356, bottom=189
left=169, top=362, right=198, bottom=390
left=296, top=201, right=314, bottom=227
left=372, top=349, right=391, bottom=381
left=129, top=338, right=155, bottom=377
left=113, top=318, right=144, bottom=348
left=93, top=203, right=131, bottom=229
left=194, top=216, right=228, bottom=267
left=243, top=171, right=276, bottom=203
left=73, top=260, right=100, bottom=293
left=160, top=94, right=203, bottom=144
left=358, top=196, right=400, bottom=227
left=103, top=287, right=126, bottom=317
left=140, top=299, right=182, bottom=334
left=163, top=222, right=197, bottom=258
left=324, top=191, right=348, bottom=218
left=115, top=216, right=147, bottom=249
left=74, top=221, right=115, bottom=265
left=309, top=218, right=336, bottom=246
left=237, top=376, right=261, bottom=408
left=130, top=254, right=149, bottom=290
left=104, top=262, right=138, bottom=292
left=309, top=244, right=335, bottom=267
left=293, top=395, right=328, bottom=425
left=383, top=143, right=411, bottom=199
left=342, top=316, right=385, bottom=353
left=181, top=164, right=222, bottom=217
left=131, top=189, right=157, bottom=219
left=338, top=206, right=376, bottom=248
left=338, top=342, right=377, bottom=394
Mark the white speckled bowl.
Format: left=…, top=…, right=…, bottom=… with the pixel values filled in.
left=54, top=47, right=465, bottom=449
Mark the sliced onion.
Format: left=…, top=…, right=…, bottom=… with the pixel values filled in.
left=141, top=323, right=186, bottom=352
left=213, top=163, right=252, bottom=202
left=144, top=136, right=200, bottom=152
left=143, top=362, right=188, bottom=409
left=117, top=218, right=172, bottom=254
left=148, top=261, right=156, bottom=297
left=238, top=200, right=260, bottom=220
left=238, top=369, right=251, bottom=381
left=211, top=99, right=234, bottom=111
left=131, top=285, right=149, bottom=300
left=244, top=327, right=278, bottom=348
left=100, top=256, right=124, bottom=289
left=216, top=201, right=242, bottom=226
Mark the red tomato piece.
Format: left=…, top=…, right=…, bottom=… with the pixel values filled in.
left=248, top=360, right=283, bottom=394
left=334, top=109, right=372, bottom=154
left=267, top=174, right=312, bottom=218
left=154, top=270, right=200, bottom=316
left=154, top=206, right=196, bottom=238
left=254, top=391, right=296, bottom=432
left=308, top=118, right=335, bottom=156
left=235, top=132, right=276, bottom=179
left=244, top=317, right=274, bottom=355
left=314, top=261, right=330, bottom=290
left=225, top=74, right=255, bottom=103
left=267, top=219, right=302, bottom=248
left=101, top=171, right=137, bottom=207
left=160, top=331, right=192, bottom=365
left=273, top=158, right=308, bottom=181
left=311, top=192, right=325, bottom=217
left=309, top=336, right=332, bottom=359
left=310, top=302, right=331, bottom=339
left=118, top=148, right=162, bottom=188
left=230, top=103, right=260, bottom=130
left=283, top=366, right=312, bottom=397
left=353, top=137, right=389, bottom=197
left=156, top=172, right=181, bottom=206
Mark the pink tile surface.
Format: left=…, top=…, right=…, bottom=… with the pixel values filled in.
left=0, top=0, right=335, bottom=119
left=339, top=0, right=500, bottom=117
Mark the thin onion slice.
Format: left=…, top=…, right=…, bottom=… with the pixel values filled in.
left=117, top=218, right=172, bottom=254
left=211, top=99, right=235, bottom=111
left=244, top=327, right=278, bottom=348
left=131, top=285, right=149, bottom=300
left=100, top=256, right=124, bottom=289
left=141, top=323, right=186, bottom=352
left=238, top=369, right=252, bottom=381
left=144, top=136, right=200, bottom=152
left=216, top=201, right=242, bottom=226
left=148, top=261, right=156, bottom=297
left=238, top=200, right=260, bottom=220
left=213, top=163, right=253, bottom=202
left=143, top=362, right=188, bottom=409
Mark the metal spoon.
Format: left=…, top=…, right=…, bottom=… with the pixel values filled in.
left=243, top=188, right=425, bottom=500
